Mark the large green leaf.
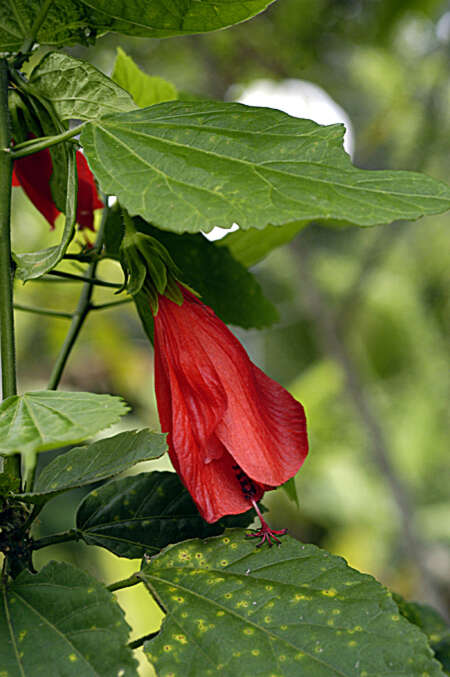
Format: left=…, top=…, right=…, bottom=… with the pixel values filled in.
left=141, top=531, right=443, bottom=676
left=76, top=471, right=256, bottom=558
left=0, top=390, right=128, bottom=464
left=29, top=51, right=136, bottom=121
left=0, top=0, right=276, bottom=51
left=112, top=47, right=178, bottom=108
left=135, top=220, right=278, bottom=328
left=80, top=102, right=450, bottom=234
left=14, top=146, right=77, bottom=281
left=0, top=561, right=137, bottom=676
left=219, top=220, right=309, bottom=268
left=17, top=429, right=167, bottom=504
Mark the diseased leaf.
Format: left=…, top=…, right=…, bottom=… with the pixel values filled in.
left=14, top=146, right=77, bottom=281
left=142, top=531, right=444, bottom=676
left=135, top=220, right=278, bottom=328
left=80, top=102, right=450, bottom=234
left=112, top=47, right=177, bottom=108
left=0, top=391, right=128, bottom=469
left=0, top=0, right=276, bottom=51
left=219, top=220, right=309, bottom=267
left=29, top=51, right=136, bottom=121
left=76, top=471, right=256, bottom=558
left=17, top=429, right=167, bottom=504
left=0, top=561, right=137, bottom=676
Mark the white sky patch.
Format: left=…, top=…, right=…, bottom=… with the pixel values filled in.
left=205, top=78, right=354, bottom=241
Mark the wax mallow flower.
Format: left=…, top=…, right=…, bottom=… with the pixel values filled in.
left=153, top=283, right=308, bottom=545
left=12, top=147, right=103, bottom=231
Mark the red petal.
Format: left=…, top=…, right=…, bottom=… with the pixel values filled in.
left=153, top=286, right=308, bottom=522
left=12, top=148, right=60, bottom=228
left=75, top=152, right=103, bottom=231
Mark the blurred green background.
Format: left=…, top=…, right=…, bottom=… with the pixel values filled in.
left=10, top=0, right=449, bottom=671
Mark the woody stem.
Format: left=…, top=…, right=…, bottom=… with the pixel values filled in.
left=0, top=58, right=21, bottom=483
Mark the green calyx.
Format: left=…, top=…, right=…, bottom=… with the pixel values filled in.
left=119, top=212, right=184, bottom=314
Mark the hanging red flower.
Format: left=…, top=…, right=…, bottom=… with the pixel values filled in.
left=153, top=284, right=308, bottom=536
left=12, top=147, right=103, bottom=231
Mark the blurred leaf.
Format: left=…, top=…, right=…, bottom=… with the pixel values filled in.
left=76, top=471, right=257, bottom=558
left=0, top=391, right=128, bottom=466
left=136, top=220, right=279, bottom=328
left=81, top=102, right=450, bottom=234
left=142, top=531, right=443, bottom=676
left=219, top=220, right=308, bottom=267
left=14, top=146, right=77, bottom=281
left=0, top=0, right=276, bottom=51
left=112, top=47, right=177, bottom=108
left=0, top=561, right=137, bottom=676
left=393, top=594, right=450, bottom=675
left=29, top=51, right=136, bottom=121
left=18, top=429, right=167, bottom=505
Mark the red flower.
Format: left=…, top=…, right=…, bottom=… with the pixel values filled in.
left=12, top=147, right=103, bottom=231
left=153, top=285, right=308, bottom=525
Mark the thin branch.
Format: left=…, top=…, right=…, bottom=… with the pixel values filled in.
left=91, top=297, right=132, bottom=310
left=32, top=529, right=80, bottom=550
left=9, top=125, right=84, bottom=159
left=14, top=303, right=73, bottom=319
left=128, top=631, right=160, bottom=650
left=47, top=270, right=122, bottom=289
left=107, top=573, right=141, bottom=593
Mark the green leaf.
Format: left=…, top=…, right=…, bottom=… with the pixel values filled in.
left=14, top=146, right=77, bottom=281
left=0, top=561, right=137, bottom=676
left=141, top=531, right=444, bottom=676
left=17, top=429, right=167, bottom=505
left=281, top=476, right=299, bottom=508
left=0, top=391, right=128, bottom=469
left=29, top=51, right=136, bottom=122
left=0, top=0, right=276, bottom=51
left=219, top=220, right=309, bottom=268
left=393, top=594, right=450, bottom=675
left=135, top=220, right=278, bottom=328
left=76, top=471, right=257, bottom=558
left=112, top=47, right=177, bottom=108
left=80, top=101, right=450, bottom=234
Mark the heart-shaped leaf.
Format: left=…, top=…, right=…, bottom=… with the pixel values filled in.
left=81, top=101, right=450, bottom=234
left=141, top=531, right=443, bottom=676
left=0, top=561, right=137, bottom=676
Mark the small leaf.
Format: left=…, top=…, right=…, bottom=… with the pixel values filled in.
left=112, top=47, right=177, bottom=108
left=219, top=220, right=309, bottom=267
left=76, top=471, right=256, bottom=558
left=80, top=102, right=450, bottom=234
left=14, top=146, right=77, bottom=281
left=0, top=391, right=128, bottom=467
left=0, top=0, right=276, bottom=51
left=141, top=531, right=444, bottom=676
left=281, top=476, right=299, bottom=507
left=30, top=51, right=136, bottom=122
left=18, top=429, right=166, bottom=504
left=0, top=561, right=138, bottom=676
left=135, top=220, right=278, bottom=329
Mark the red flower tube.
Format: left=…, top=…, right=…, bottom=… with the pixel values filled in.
left=153, top=285, right=308, bottom=529
left=12, top=147, right=103, bottom=230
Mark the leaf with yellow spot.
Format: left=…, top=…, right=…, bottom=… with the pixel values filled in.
left=140, top=530, right=444, bottom=676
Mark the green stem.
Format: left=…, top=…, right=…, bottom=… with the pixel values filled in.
left=47, top=211, right=108, bottom=390
left=10, top=125, right=84, bottom=159
left=32, top=528, right=80, bottom=551
left=47, top=270, right=122, bottom=288
left=91, top=298, right=132, bottom=310
left=107, top=573, right=140, bottom=593
left=0, top=59, right=16, bottom=400
left=14, top=303, right=73, bottom=319
left=14, top=0, right=55, bottom=67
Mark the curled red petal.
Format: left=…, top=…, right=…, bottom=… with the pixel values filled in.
left=12, top=148, right=60, bottom=228
left=75, top=151, right=104, bottom=231
left=153, top=285, right=308, bottom=523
